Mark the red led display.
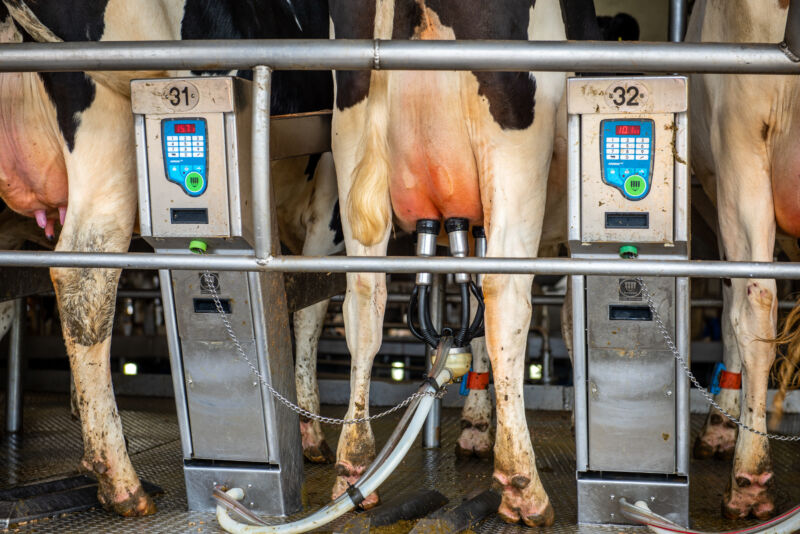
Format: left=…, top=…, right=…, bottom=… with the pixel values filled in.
left=615, top=124, right=641, bottom=135
left=174, top=123, right=196, bottom=134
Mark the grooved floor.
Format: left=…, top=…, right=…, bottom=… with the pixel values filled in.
left=1, top=394, right=800, bottom=533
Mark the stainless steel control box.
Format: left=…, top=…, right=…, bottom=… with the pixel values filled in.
left=567, top=76, right=690, bottom=527
left=131, top=77, right=303, bottom=516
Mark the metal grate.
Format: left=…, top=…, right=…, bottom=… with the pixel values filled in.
left=1, top=394, right=800, bottom=533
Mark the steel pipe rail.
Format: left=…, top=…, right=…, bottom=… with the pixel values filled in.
left=5, top=251, right=800, bottom=280
left=1, top=40, right=800, bottom=74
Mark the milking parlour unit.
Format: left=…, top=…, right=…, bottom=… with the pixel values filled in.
left=568, top=76, right=690, bottom=526
left=130, top=74, right=487, bottom=532
left=131, top=76, right=320, bottom=516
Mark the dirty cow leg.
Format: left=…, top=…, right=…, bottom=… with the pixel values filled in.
left=294, top=151, right=342, bottom=464
left=330, top=233, right=389, bottom=509
left=480, top=109, right=556, bottom=526
left=456, top=335, right=493, bottom=459
left=714, top=140, right=776, bottom=520
left=694, top=279, right=740, bottom=461
left=294, top=299, right=335, bottom=463
left=50, top=83, right=153, bottom=516
left=52, top=253, right=153, bottom=516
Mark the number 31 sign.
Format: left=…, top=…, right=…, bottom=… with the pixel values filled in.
left=163, top=81, right=200, bottom=111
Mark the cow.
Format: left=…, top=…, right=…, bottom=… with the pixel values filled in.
left=329, top=0, right=600, bottom=525
left=686, top=0, right=796, bottom=520
left=0, top=0, right=341, bottom=516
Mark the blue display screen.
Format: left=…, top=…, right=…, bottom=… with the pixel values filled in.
left=161, top=118, right=208, bottom=197
left=600, top=119, right=654, bottom=201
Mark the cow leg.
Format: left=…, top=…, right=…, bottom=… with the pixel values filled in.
left=481, top=117, right=555, bottom=528
left=295, top=300, right=334, bottom=463
left=329, top=235, right=389, bottom=509
left=294, top=152, right=342, bottom=464
left=50, top=84, right=153, bottom=516
left=456, top=335, right=493, bottom=459
left=714, top=144, right=776, bottom=520
left=694, top=279, right=739, bottom=461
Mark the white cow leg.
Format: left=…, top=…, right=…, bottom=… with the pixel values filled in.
left=329, top=231, right=390, bottom=509
left=294, top=299, right=334, bottom=463
left=456, top=335, right=493, bottom=459
left=485, top=271, right=552, bottom=526
left=714, top=143, right=776, bottom=520
left=694, top=280, right=740, bottom=461
left=294, top=152, right=343, bottom=464
left=50, top=82, right=153, bottom=516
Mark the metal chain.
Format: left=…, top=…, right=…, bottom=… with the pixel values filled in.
left=637, top=277, right=800, bottom=442
left=201, top=270, right=446, bottom=426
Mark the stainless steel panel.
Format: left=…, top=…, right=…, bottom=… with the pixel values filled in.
left=587, top=276, right=674, bottom=350
left=587, top=348, right=676, bottom=472
left=675, top=276, right=691, bottom=475
left=249, top=269, right=303, bottom=482
left=227, top=78, right=253, bottom=244
left=184, top=463, right=299, bottom=515
left=171, top=270, right=254, bottom=342
left=160, top=270, right=193, bottom=458
left=181, top=338, right=269, bottom=463
left=577, top=476, right=689, bottom=527
left=572, top=275, right=589, bottom=472
left=134, top=114, right=152, bottom=237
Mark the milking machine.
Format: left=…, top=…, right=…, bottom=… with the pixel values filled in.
left=568, top=76, right=691, bottom=526
left=132, top=75, right=485, bottom=533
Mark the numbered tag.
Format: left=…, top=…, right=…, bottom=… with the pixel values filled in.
left=605, top=81, right=649, bottom=110
left=163, top=81, right=200, bottom=111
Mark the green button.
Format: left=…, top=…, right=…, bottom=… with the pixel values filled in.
left=623, top=175, right=647, bottom=198
left=184, top=172, right=205, bottom=193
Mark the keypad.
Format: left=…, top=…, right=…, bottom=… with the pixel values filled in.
left=605, top=136, right=650, bottom=161
left=166, top=135, right=205, bottom=159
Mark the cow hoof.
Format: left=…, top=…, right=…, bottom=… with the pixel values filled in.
left=98, top=484, right=157, bottom=517
left=455, top=426, right=493, bottom=460
left=493, top=473, right=554, bottom=527
left=332, top=461, right=380, bottom=509
left=694, top=413, right=737, bottom=460
left=303, top=440, right=335, bottom=464
left=300, top=421, right=334, bottom=463
left=722, top=471, right=776, bottom=520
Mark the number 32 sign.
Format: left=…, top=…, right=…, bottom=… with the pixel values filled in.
left=605, top=81, right=649, bottom=110
left=163, top=81, right=200, bottom=111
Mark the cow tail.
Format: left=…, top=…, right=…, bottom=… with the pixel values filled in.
left=346, top=0, right=395, bottom=247
left=768, top=298, right=800, bottom=429
left=346, top=71, right=391, bottom=246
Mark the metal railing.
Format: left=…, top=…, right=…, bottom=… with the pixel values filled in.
left=1, top=36, right=800, bottom=278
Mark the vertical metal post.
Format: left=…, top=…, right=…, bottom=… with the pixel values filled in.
left=252, top=65, right=273, bottom=260
left=6, top=299, right=24, bottom=433
left=423, top=273, right=445, bottom=448
left=540, top=306, right=553, bottom=385
left=669, top=0, right=687, bottom=42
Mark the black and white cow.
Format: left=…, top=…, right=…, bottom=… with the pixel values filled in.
left=0, top=0, right=342, bottom=515
left=329, top=0, right=600, bottom=525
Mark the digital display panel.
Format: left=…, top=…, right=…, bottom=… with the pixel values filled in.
left=174, top=123, right=196, bottom=134
left=615, top=124, right=641, bottom=135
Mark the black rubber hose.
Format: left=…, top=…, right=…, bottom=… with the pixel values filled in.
left=455, top=283, right=470, bottom=347
left=467, top=281, right=485, bottom=340
left=417, top=285, right=439, bottom=348
left=406, top=286, right=426, bottom=344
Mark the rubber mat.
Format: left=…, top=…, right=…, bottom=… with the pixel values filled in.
left=1, top=393, right=799, bottom=533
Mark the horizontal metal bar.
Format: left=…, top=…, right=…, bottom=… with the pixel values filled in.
left=7, top=250, right=800, bottom=280
left=0, top=40, right=799, bottom=74
left=337, top=294, right=798, bottom=309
